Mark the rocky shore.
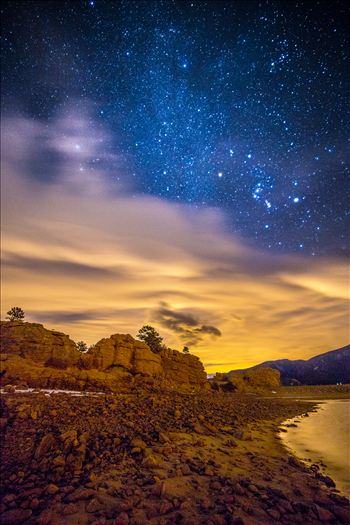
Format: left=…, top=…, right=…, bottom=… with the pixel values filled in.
left=1, top=389, right=349, bottom=525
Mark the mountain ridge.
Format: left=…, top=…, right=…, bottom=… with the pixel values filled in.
left=224, top=345, right=350, bottom=385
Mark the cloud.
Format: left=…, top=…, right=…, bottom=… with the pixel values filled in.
left=204, top=362, right=240, bottom=368
left=1, top=106, right=349, bottom=371
left=2, top=253, right=123, bottom=279
left=31, top=307, right=147, bottom=325
left=153, top=303, right=222, bottom=345
left=1, top=101, right=126, bottom=188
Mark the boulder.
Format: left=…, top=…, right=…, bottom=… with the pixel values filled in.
left=132, top=343, right=162, bottom=376
left=228, top=367, right=280, bottom=391
left=0, top=321, right=79, bottom=367
left=82, top=334, right=135, bottom=371
left=159, top=347, right=207, bottom=386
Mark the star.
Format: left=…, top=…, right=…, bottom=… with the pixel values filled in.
left=1, top=0, right=347, bottom=257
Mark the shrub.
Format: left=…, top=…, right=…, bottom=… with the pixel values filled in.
left=76, top=341, right=88, bottom=352
left=6, top=307, right=25, bottom=322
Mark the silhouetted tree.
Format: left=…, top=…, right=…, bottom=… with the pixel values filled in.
left=76, top=341, right=88, bottom=352
left=6, top=307, right=25, bottom=322
left=137, top=325, right=163, bottom=354
left=182, top=346, right=190, bottom=354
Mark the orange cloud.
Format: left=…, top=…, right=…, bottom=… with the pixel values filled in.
left=1, top=111, right=349, bottom=372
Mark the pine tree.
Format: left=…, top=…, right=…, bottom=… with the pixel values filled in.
left=6, top=307, right=25, bottom=322
left=137, top=325, right=163, bottom=354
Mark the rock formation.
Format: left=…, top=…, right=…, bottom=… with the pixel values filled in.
left=0, top=321, right=207, bottom=392
left=230, top=367, right=280, bottom=390
left=83, top=334, right=163, bottom=377
left=158, top=347, right=207, bottom=387
left=0, top=321, right=79, bottom=367
left=211, top=367, right=280, bottom=392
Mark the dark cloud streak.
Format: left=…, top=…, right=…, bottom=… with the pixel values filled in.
left=153, top=303, right=222, bottom=346
left=3, top=253, right=126, bottom=280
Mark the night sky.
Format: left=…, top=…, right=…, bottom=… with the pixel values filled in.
left=1, top=1, right=349, bottom=369
left=2, top=0, right=349, bottom=256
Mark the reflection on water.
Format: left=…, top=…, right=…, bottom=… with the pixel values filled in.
left=281, top=399, right=350, bottom=497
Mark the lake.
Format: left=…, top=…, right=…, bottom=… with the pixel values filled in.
left=281, top=399, right=350, bottom=497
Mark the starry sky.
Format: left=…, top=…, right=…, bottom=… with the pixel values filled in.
left=1, top=1, right=349, bottom=370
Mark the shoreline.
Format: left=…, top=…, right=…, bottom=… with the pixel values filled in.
left=1, top=388, right=349, bottom=524
left=279, top=399, right=350, bottom=499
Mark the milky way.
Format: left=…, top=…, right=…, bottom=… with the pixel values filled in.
left=2, top=0, right=349, bottom=256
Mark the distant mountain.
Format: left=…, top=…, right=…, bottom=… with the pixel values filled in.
left=226, top=345, right=350, bottom=385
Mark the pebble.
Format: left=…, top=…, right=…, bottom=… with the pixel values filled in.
left=313, top=504, right=335, bottom=522
left=46, top=484, right=59, bottom=495
left=114, top=512, right=129, bottom=525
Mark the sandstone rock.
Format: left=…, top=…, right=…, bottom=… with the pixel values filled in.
left=143, top=454, right=161, bottom=468
left=0, top=321, right=78, bottom=367
left=159, top=347, right=207, bottom=387
left=0, top=322, right=207, bottom=392
left=180, top=464, right=191, bottom=476
left=329, top=493, right=349, bottom=505
left=114, top=512, right=129, bottom=525
left=61, top=503, right=80, bottom=515
left=133, top=344, right=162, bottom=376
left=313, top=504, right=335, bottom=521
left=46, top=484, right=59, bottom=495
left=0, top=508, right=32, bottom=525
left=288, top=455, right=303, bottom=469
left=266, top=508, right=280, bottom=520
left=131, top=509, right=147, bottom=525
left=35, top=433, right=57, bottom=459
left=66, top=488, right=96, bottom=502
left=316, top=473, right=336, bottom=488
left=158, top=432, right=170, bottom=443
left=130, top=438, right=147, bottom=450
left=230, top=518, right=245, bottom=525
left=332, top=506, right=350, bottom=523
left=228, top=367, right=280, bottom=391
left=86, top=499, right=103, bottom=513
left=3, top=385, right=16, bottom=393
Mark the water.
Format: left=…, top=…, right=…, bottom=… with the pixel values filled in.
left=281, top=399, right=350, bottom=497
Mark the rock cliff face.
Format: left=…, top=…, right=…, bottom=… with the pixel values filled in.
left=212, top=367, right=280, bottom=392
left=228, top=367, right=281, bottom=390
left=0, top=322, right=206, bottom=391
left=159, top=347, right=206, bottom=386
left=83, top=334, right=163, bottom=377
left=0, top=322, right=79, bottom=367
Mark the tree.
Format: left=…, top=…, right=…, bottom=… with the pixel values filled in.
left=6, top=307, right=25, bottom=322
left=76, top=341, right=88, bottom=352
left=137, top=325, right=163, bottom=354
left=182, top=346, right=190, bottom=354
